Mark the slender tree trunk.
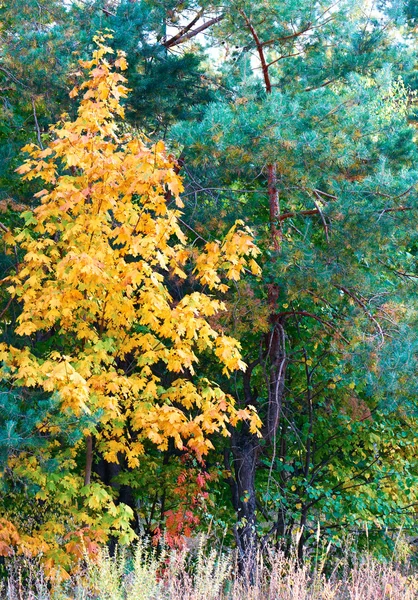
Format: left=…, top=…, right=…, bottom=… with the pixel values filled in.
left=226, top=11, right=289, bottom=574
left=231, top=424, right=259, bottom=579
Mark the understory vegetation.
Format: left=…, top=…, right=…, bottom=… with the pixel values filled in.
left=2, top=540, right=418, bottom=599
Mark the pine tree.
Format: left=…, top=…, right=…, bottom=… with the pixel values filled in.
left=172, top=0, right=418, bottom=566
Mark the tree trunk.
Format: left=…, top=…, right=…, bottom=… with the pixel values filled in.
left=225, top=11, right=290, bottom=575
left=231, top=424, right=259, bottom=579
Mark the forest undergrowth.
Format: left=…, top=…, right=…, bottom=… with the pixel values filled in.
left=1, top=538, right=417, bottom=600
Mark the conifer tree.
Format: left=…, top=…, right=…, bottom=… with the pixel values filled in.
left=172, top=0, right=418, bottom=566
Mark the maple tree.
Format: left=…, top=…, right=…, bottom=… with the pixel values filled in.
left=0, top=35, right=261, bottom=572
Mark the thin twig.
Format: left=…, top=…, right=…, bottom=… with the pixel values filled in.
left=311, top=190, right=329, bottom=242
left=31, top=97, right=44, bottom=149
left=0, top=296, right=12, bottom=320
left=339, top=285, right=385, bottom=346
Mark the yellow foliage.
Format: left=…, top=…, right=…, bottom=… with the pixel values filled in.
left=0, top=36, right=261, bottom=566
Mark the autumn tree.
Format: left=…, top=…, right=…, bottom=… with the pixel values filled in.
left=0, top=36, right=260, bottom=572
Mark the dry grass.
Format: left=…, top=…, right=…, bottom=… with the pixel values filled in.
left=1, top=540, right=417, bottom=599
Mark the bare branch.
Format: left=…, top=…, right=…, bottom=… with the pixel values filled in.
left=277, top=309, right=340, bottom=334
left=260, top=22, right=313, bottom=48
left=374, top=185, right=415, bottom=200
left=378, top=205, right=413, bottom=219
left=339, top=286, right=385, bottom=346
left=0, top=296, right=12, bottom=320
left=164, top=14, right=224, bottom=48
left=311, top=191, right=329, bottom=242
left=266, top=50, right=304, bottom=69
left=0, top=65, right=27, bottom=88
left=178, top=217, right=209, bottom=244
left=31, top=97, right=44, bottom=150
left=312, top=188, right=337, bottom=200
left=164, top=8, right=205, bottom=48
left=76, top=0, right=116, bottom=17
left=304, top=77, right=338, bottom=92
left=279, top=208, right=319, bottom=222
left=240, top=10, right=272, bottom=92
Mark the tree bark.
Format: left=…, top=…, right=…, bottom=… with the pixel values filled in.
left=231, top=424, right=259, bottom=580
left=226, top=12, right=289, bottom=574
